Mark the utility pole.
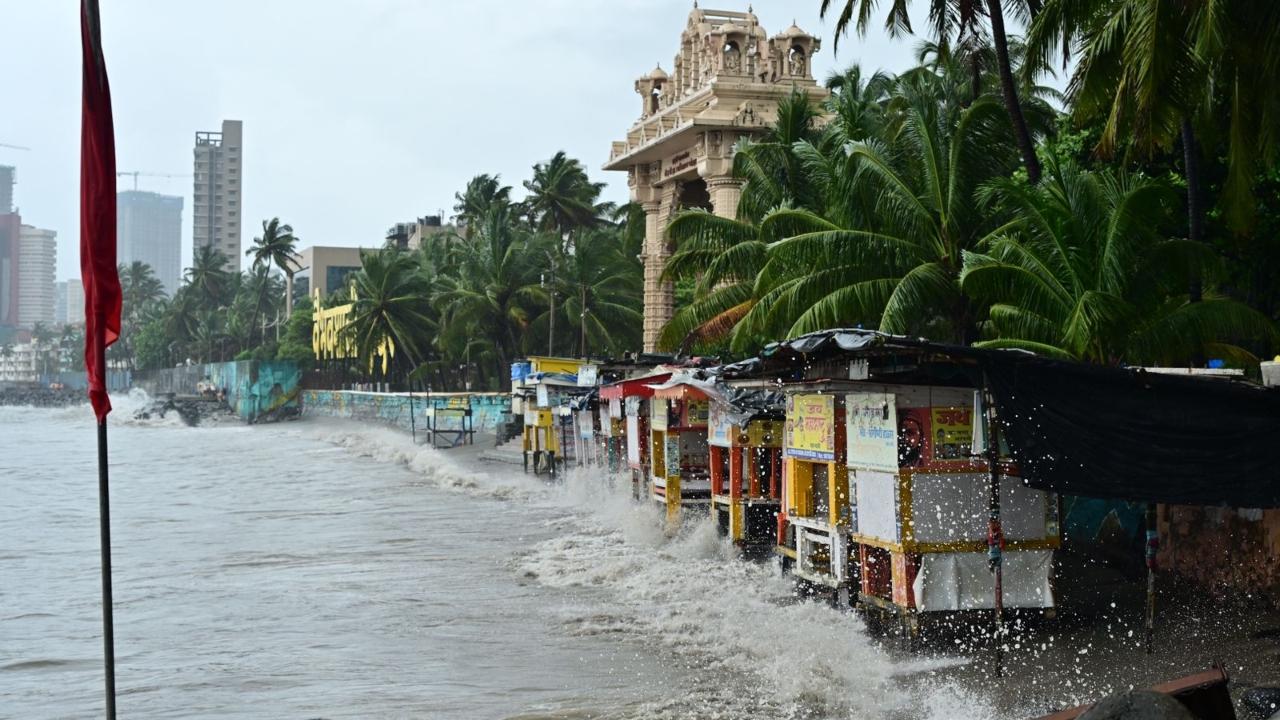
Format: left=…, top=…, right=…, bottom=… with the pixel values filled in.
left=580, top=284, right=587, bottom=358
left=542, top=254, right=556, bottom=357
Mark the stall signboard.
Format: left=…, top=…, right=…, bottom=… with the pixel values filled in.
left=930, top=405, right=974, bottom=461
left=847, top=392, right=898, bottom=473
left=707, top=400, right=734, bottom=448
left=685, top=398, right=710, bottom=427
left=609, top=397, right=623, bottom=419
left=578, top=409, right=595, bottom=439
left=577, top=364, right=599, bottom=387
left=785, top=393, right=836, bottom=460
left=536, top=383, right=550, bottom=408
left=665, top=435, right=682, bottom=477
left=651, top=398, right=668, bottom=431
left=626, top=415, right=641, bottom=465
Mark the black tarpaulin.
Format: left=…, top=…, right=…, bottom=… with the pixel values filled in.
left=725, top=328, right=1280, bottom=508
left=981, top=353, right=1280, bottom=508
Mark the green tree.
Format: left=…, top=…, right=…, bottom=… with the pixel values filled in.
left=245, top=217, right=301, bottom=318
left=522, top=151, right=609, bottom=246
left=1028, top=0, right=1280, bottom=230
left=186, top=245, right=234, bottom=307
left=434, top=203, right=542, bottom=381
left=744, top=88, right=1020, bottom=344
left=540, top=228, right=642, bottom=357
left=344, top=247, right=436, bottom=385
left=453, top=174, right=512, bottom=239
left=820, top=0, right=1046, bottom=183
left=960, top=159, right=1277, bottom=363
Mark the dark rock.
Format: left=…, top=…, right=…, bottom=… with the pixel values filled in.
left=1078, top=690, right=1195, bottom=720
left=0, top=386, right=85, bottom=408
left=1241, top=687, right=1280, bottom=720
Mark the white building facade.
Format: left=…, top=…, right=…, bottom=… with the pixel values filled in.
left=193, top=119, right=244, bottom=267
left=17, top=225, right=56, bottom=328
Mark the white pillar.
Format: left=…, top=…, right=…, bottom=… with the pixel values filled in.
left=707, top=176, right=744, bottom=220
left=640, top=199, right=672, bottom=353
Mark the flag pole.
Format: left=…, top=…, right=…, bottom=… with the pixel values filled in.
left=96, top=349, right=117, bottom=720
left=80, top=0, right=122, bottom=715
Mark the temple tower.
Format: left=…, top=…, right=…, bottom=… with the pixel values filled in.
left=605, top=7, right=828, bottom=351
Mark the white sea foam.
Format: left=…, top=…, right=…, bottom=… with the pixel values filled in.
left=307, top=418, right=1004, bottom=719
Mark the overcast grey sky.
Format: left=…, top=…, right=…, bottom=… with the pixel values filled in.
left=3, top=0, right=937, bottom=281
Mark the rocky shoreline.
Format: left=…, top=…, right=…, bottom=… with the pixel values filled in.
left=132, top=394, right=237, bottom=427
left=0, top=386, right=86, bottom=408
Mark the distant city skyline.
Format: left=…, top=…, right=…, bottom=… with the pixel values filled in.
left=3, top=1, right=986, bottom=283
left=118, top=190, right=184, bottom=295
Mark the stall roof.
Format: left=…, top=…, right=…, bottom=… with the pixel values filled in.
left=599, top=370, right=672, bottom=400
left=725, top=328, right=1280, bottom=508
left=648, top=372, right=719, bottom=401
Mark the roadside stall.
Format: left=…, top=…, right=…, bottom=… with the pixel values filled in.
left=599, top=394, right=625, bottom=472
left=648, top=373, right=714, bottom=527
left=569, top=390, right=601, bottom=468
left=599, top=369, right=671, bottom=499
left=724, top=330, right=1060, bottom=628
left=512, top=356, right=586, bottom=478
left=779, top=389, right=853, bottom=600
left=707, top=387, right=785, bottom=557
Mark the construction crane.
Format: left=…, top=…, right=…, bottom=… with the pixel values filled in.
left=116, top=171, right=191, bottom=191
left=0, top=142, right=31, bottom=151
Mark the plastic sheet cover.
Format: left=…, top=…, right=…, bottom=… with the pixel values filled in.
left=912, top=550, right=1055, bottom=611
left=982, top=353, right=1280, bottom=508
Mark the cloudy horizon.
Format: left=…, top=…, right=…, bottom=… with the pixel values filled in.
left=4, top=0, right=940, bottom=282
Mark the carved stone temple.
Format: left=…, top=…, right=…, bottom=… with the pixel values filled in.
left=605, top=6, right=828, bottom=351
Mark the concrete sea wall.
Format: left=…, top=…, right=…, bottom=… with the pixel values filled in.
left=136, top=360, right=302, bottom=423
left=301, top=390, right=511, bottom=437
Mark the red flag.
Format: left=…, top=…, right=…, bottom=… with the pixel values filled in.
left=80, top=0, right=122, bottom=421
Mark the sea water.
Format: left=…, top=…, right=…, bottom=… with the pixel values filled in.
left=2, top=398, right=1002, bottom=719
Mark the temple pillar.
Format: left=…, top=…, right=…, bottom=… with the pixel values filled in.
left=707, top=175, right=744, bottom=220
left=640, top=198, right=671, bottom=352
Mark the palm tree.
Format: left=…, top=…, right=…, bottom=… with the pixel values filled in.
left=186, top=245, right=234, bottom=307
left=820, top=0, right=1046, bottom=183
left=542, top=229, right=642, bottom=357
left=1028, top=0, right=1280, bottom=231
left=522, top=151, right=607, bottom=245
left=434, top=203, right=542, bottom=380
left=960, top=159, right=1277, bottom=363
left=344, top=247, right=437, bottom=383
left=742, top=85, right=1020, bottom=344
left=245, top=217, right=301, bottom=318
left=657, top=92, right=834, bottom=352
left=118, top=261, right=166, bottom=318
left=30, top=322, right=55, bottom=378
left=452, top=174, right=512, bottom=239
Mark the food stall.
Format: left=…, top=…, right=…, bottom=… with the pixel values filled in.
left=707, top=388, right=785, bottom=556
left=648, top=373, right=714, bottom=527
left=723, top=329, right=1060, bottom=627
left=511, top=356, right=585, bottom=478
left=778, top=390, right=853, bottom=600
left=599, top=369, right=671, bottom=499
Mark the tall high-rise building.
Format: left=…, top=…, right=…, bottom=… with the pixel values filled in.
left=0, top=212, right=20, bottom=328
left=0, top=165, right=14, bottom=214
left=118, top=190, right=184, bottom=295
left=193, top=119, right=243, bottom=267
left=55, top=280, right=84, bottom=326
left=17, top=224, right=56, bottom=328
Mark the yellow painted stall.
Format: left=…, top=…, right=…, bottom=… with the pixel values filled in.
left=707, top=389, right=784, bottom=556
left=649, top=375, right=713, bottom=528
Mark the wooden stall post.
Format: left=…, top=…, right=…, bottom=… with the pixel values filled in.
left=983, top=385, right=1006, bottom=678
left=1145, top=502, right=1158, bottom=654
left=729, top=443, right=744, bottom=540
